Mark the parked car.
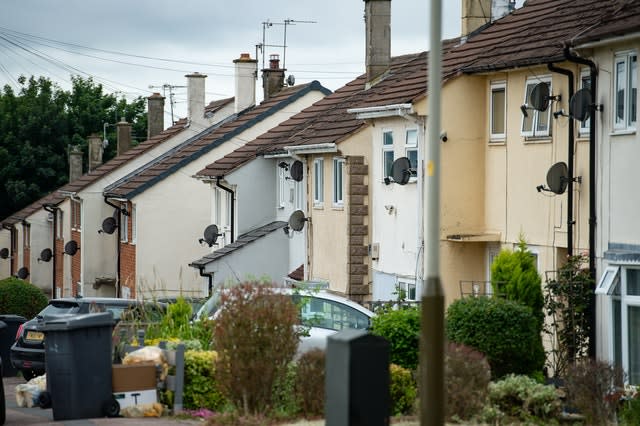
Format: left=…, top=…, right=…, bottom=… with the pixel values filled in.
left=195, top=287, right=375, bottom=354
left=1, top=355, right=5, bottom=425
left=10, top=297, right=165, bottom=380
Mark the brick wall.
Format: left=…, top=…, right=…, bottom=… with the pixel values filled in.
left=347, top=156, right=370, bottom=302
left=71, top=230, right=81, bottom=295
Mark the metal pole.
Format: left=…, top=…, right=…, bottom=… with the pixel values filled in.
left=421, top=0, right=444, bottom=424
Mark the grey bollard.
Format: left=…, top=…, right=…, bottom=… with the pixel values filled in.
left=325, top=329, right=390, bottom=426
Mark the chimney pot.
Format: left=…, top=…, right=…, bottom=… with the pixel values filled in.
left=68, top=144, right=83, bottom=182
left=87, top=134, right=104, bottom=171
left=234, top=53, right=257, bottom=113
left=116, top=119, right=132, bottom=156
left=186, top=72, right=207, bottom=126
left=269, top=54, right=280, bottom=69
left=147, top=92, right=165, bottom=138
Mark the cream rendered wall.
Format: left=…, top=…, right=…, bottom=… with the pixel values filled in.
left=308, top=127, right=371, bottom=296
left=0, top=229, right=10, bottom=278
left=25, top=209, right=54, bottom=292
left=135, top=92, right=326, bottom=298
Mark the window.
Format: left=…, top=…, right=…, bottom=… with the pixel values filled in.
left=23, top=224, right=30, bottom=249
left=215, top=188, right=222, bottom=225
left=71, top=200, right=81, bottom=230
left=614, top=51, right=637, bottom=131
left=56, top=210, right=63, bottom=239
left=521, top=77, right=552, bottom=137
left=313, top=158, right=324, bottom=206
left=382, top=130, right=394, bottom=178
left=120, top=206, right=128, bottom=242
left=332, top=158, right=345, bottom=206
left=491, top=82, right=506, bottom=140
left=398, top=280, right=417, bottom=301
left=295, top=295, right=371, bottom=331
left=405, top=129, right=418, bottom=180
left=278, top=167, right=287, bottom=208
left=131, top=204, right=137, bottom=244
left=294, top=180, right=304, bottom=211
left=579, top=69, right=591, bottom=135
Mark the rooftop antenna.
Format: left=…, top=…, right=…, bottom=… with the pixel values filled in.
left=149, top=83, right=187, bottom=125
left=258, top=19, right=316, bottom=71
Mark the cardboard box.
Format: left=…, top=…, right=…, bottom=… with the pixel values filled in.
left=113, top=389, right=157, bottom=409
left=112, top=363, right=157, bottom=392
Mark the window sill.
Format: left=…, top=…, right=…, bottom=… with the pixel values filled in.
left=332, top=205, right=345, bottom=211
left=313, top=204, right=324, bottom=210
left=523, top=136, right=552, bottom=144
left=610, top=129, right=636, bottom=137
left=488, top=139, right=506, bottom=146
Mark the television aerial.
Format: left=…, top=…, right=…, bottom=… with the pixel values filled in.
left=200, top=224, right=223, bottom=247
left=288, top=210, right=309, bottom=232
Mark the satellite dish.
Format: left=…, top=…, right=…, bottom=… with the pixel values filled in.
left=64, top=240, right=79, bottom=256
left=286, top=74, right=295, bottom=86
left=570, top=88, right=591, bottom=122
left=202, top=224, right=222, bottom=247
left=39, top=248, right=53, bottom=262
left=290, top=160, right=303, bottom=182
left=530, top=82, right=550, bottom=112
left=391, top=157, right=412, bottom=185
left=17, top=267, right=29, bottom=280
left=546, top=162, right=569, bottom=195
left=0, top=248, right=8, bottom=259
left=101, top=217, right=117, bottom=235
left=288, top=210, right=308, bottom=232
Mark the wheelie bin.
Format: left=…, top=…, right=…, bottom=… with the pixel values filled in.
left=39, top=312, right=119, bottom=420
left=0, top=314, right=26, bottom=377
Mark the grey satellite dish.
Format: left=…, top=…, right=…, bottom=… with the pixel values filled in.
left=286, top=74, right=295, bottom=86
left=0, top=248, right=8, bottom=259
left=64, top=240, right=79, bottom=256
left=202, top=224, right=222, bottom=247
left=17, top=267, right=29, bottom=279
left=391, top=157, right=412, bottom=185
left=290, top=160, right=303, bottom=182
left=101, top=217, right=117, bottom=235
left=570, top=88, right=591, bottom=122
left=546, top=162, right=569, bottom=195
left=39, top=248, right=53, bottom=262
left=288, top=210, right=308, bottom=232
left=530, top=82, right=550, bottom=112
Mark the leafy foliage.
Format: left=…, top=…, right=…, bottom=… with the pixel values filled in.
left=389, top=363, right=417, bottom=416
left=0, top=75, right=146, bottom=219
left=445, top=342, right=491, bottom=422
left=370, top=306, right=420, bottom=370
left=145, top=296, right=214, bottom=350
left=213, top=282, right=301, bottom=415
left=0, top=277, right=48, bottom=318
left=182, top=350, right=227, bottom=411
left=446, top=296, right=545, bottom=379
left=294, top=349, right=325, bottom=418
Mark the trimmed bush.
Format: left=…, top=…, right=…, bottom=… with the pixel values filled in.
left=390, top=363, right=417, bottom=416
left=294, top=349, right=325, bottom=418
left=370, top=306, right=420, bottom=370
left=446, top=296, right=545, bottom=379
left=445, top=342, right=491, bottom=422
left=182, top=350, right=226, bottom=411
left=0, top=277, right=47, bottom=318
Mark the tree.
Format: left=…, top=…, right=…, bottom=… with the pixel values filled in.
left=0, top=75, right=147, bottom=219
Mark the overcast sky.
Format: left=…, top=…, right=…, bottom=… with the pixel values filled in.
left=0, top=1, right=521, bottom=124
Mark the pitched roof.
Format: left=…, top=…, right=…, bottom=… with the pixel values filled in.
left=446, top=0, right=622, bottom=74
left=0, top=119, right=189, bottom=226
left=189, top=221, right=287, bottom=268
left=196, top=39, right=461, bottom=178
left=205, top=97, right=234, bottom=116
left=570, top=0, right=640, bottom=46
left=105, top=81, right=331, bottom=199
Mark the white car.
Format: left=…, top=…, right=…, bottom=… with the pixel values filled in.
left=195, top=287, right=375, bottom=353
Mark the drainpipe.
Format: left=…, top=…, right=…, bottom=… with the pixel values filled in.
left=563, top=45, right=598, bottom=358
left=3, top=223, right=16, bottom=278
left=197, top=266, right=214, bottom=297
left=104, top=196, right=129, bottom=298
left=547, top=63, right=575, bottom=257
left=43, top=204, right=58, bottom=297
left=215, top=178, right=235, bottom=244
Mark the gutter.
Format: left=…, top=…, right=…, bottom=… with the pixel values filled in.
left=563, top=45, right=598, bottom=358
left=574, top=32, right=640, bottom=50
left=347, top=103, right=414, bottom=119
left=103, top=195, right=130, bottom=298
left=284, top=143, right=337, bottom=155
left=215, top=178, right=235, bottom=244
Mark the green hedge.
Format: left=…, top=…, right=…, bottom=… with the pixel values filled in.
left=0, top=277, right=48, bottom=318
left=370, top=307, right=420, bottom=370
left=182, top=350, right=226, bottom=411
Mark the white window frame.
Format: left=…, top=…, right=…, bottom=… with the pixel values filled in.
left=521, top=76, right=552, bottom=138
left=120, top=206, right=128, bottom=243
left=131, top=204, right=137, bottom=244
left=398, top=279, right=417, bottom=301
left=332, top=157, right=345, bottom=207
left=294, top=179, right=304, bottom=211
left=382, top=130, right=394, bottom=179
left=405, top=128, right=418, bottom=181
left=579, top=69, right=591, bottom=136
left=215, top=188, right=222, bottom=226
left=56, top=210, right=63, bottom=238
left=278, top=167, right=287, bottom=208
left=313, top=158, right=324, bottom=207
left=614, top=51, right=637, bottom=132
left=490, top=81, right=507, bottom=140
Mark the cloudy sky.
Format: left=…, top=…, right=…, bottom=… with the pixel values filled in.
left=0, top=1, right=521, bottom=123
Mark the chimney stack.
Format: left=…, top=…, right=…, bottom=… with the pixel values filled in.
left=147, top=92, right=165, bottom=138
left=186, top=72, right=207, bottom=127
left=116, top=118, right=132, bottom=156
left=234, top=53, right=257, bottom=113
left=262, top=54, right=285, bottom=101
left=364, top=0, right=391, bottom=85
left=87, top=134, right=103, bottom=171
left=68, top=145, right=83, bottom=182
left=462, top=0, right=514, bottom=36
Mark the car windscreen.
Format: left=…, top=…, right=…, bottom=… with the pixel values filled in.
left=38, top=301, right=81, bottom=318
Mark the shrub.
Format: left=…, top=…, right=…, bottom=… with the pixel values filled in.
left=390, top=363, right=417, bottom=416
left=144, top=297, right=215, bottom=350
left=370, top=306, right=420, bottom=370
left=446, top=296, right=545, bottom=379
left=445, top=342, right=491, bottom=422
left=480, top=374, right=561, bottom=423
left=294, top=348, right=325, bottom=418
left=563, top=359, right=624, bottom=425
left=0, top=277, right=48, bottom=318
left=213, top=282, right=301, bottom=415
left=182, top=350, right=226, bottom=411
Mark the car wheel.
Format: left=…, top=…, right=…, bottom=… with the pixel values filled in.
left=0, top=373, right=5, bottom=425
left=103, top=397, right=120, bottom=417
left=37, top=391, right=51, bottom=409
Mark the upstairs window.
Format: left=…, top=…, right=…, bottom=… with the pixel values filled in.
left=579, top=69, right=591, bottom=136
left=521, top=77, right=552, bottom=138
left=278, top=167, right=287, bottom=208
left=23, top=224, right=30, bottom=249
left=120, top=205, right=128, bottom=243
left=614, top=51, right=637, bottom=131
left=405, top=129, right=418, bottom=181
left=382, top=130, right=394, bottom=179
left=131, top=204, right=137, bottom=244
left=490, top=81, right=506, bottom=140
left=313, top=158, right=324, bottom=207
left=333, top=157, right=345, bottom=207
left=56, top=210, right=63, bottom=239
left=71, top=200, right=81, bottom=230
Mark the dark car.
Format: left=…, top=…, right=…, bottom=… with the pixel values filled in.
left=10, top=297, right=165, bottom=380
left=1, top=354, right=5, bottom=425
